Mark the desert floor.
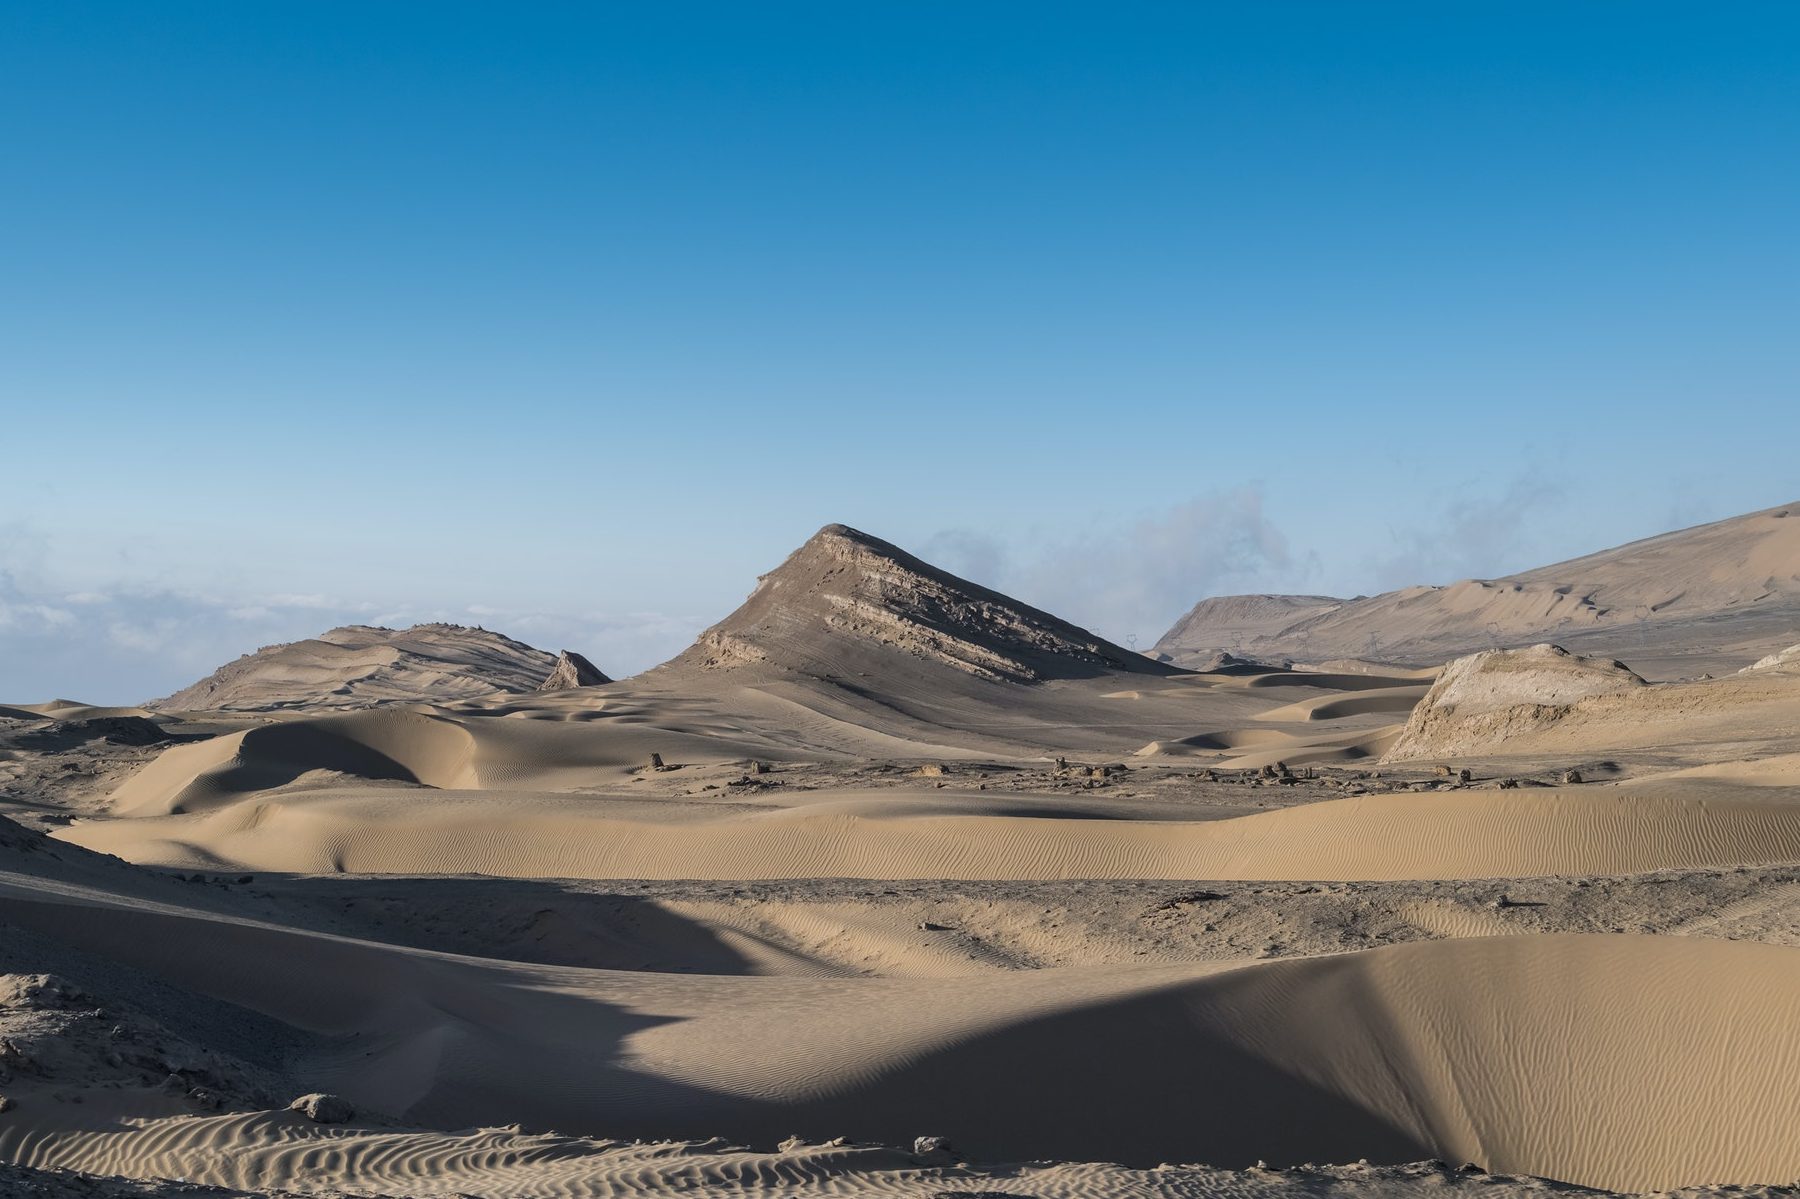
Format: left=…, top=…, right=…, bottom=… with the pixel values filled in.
left=4, top=626, right=1800, bottom=1199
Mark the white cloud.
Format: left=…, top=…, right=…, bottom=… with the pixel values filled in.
left=1370, top=472, right=1565, bottom=590
left=925, top=486, right=1302, bottom=647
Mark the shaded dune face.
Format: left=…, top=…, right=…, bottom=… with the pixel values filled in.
left=109, top=709, right=479, bottom=816
left=4, top=877, right=1798, bottom=1194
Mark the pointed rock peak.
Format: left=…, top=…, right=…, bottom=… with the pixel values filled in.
left=676, top=523, right=1175, bottom=684
left=539, top=650, right=611, bottom=691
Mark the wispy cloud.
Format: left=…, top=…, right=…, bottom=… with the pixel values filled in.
left=1371, top=472, right=1565, bottom=590
left=924, top=486, right=1302, bottom=647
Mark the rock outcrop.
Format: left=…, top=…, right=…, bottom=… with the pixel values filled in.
left=538, top=650, right=611, bottom=690
left=151, top=624, right=570, bottom=712
left=1742, top=643, right=1800, bottom=673
left=1383, top=644, right=1645, bottom=762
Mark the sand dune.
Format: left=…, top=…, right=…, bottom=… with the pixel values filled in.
left=58, top=781, right=1800, bottom=881
left=2, top=864, right=1797, bottom=1193
left=1252, top=685, right=1429, bottom=722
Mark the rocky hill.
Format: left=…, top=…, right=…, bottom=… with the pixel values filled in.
left=150, top=624, right=600, bottom=711
left=670, top=523, right=1176, bottom=685
left=1157, top=501, right=1800, bottom=677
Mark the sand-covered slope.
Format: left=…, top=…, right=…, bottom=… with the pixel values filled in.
left=149, top=624, right=597, bottom=712
left=1160, top=501, right=1800, bottom=676
left=667, top=523, right=1176, bottom=684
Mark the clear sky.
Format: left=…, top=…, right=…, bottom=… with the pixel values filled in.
left=3, top=2, right=1797, bottom=701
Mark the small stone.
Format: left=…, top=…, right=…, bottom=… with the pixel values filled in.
left=0, top=1095, right=13, bottom=1114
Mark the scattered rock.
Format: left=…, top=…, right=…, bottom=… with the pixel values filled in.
left=1561, top=769, right=1584, bottom=785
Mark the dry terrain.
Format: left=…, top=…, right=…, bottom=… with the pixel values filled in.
left=3, top=518, right=1800, bottom=1198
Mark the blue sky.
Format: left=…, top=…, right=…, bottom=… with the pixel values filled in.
left=3, top=2, right=1797, bottom=700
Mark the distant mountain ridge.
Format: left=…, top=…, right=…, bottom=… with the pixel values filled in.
left=1156, top=500, right=1800, bottom=677
left=151, top=623, right=600, bottom=711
